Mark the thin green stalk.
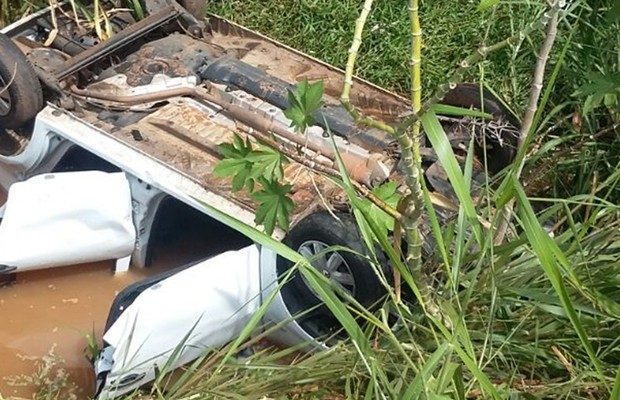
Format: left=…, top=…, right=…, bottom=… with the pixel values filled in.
left=339, top=0, right=430, bottom=302
left=400, top=0, right=426, bottom=295
left=337, top=1, right=563, bottom=137
left=340, top=0, right=372, bottom=105
left=339, top=0, right=394, bottom=134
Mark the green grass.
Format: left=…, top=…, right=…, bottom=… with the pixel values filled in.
left=170, top=2, right=620, bottom=398
left=2, top=0, right=616, bottom=203
left=208, top=0, right=525, bottom=101
left=1, top=1, right=618, bottom=399
left=208, top=1, right=619, bottom=205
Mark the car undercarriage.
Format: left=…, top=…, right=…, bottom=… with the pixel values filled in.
left=1, top=0, right=519, bottom=232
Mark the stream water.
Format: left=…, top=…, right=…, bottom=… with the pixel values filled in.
left=0, top=185, right=251, bottom=398
left=0, top=261, right=165, bottom=398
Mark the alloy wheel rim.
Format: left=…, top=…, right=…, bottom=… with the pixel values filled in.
left=297, top=240, right=356, bottom=297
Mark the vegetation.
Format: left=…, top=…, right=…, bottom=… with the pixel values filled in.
left=200, top=1, right=619, bottom=399
left=1, top=0, right=619, bottom=399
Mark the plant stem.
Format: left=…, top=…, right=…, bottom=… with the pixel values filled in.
left=406, top=0, right=424, bottom=272
left=494, top=0, right=563, bottom=244
left=340, top=0, right=396, bottom=135
left=518, top=1, right=563, bottom=157
left=340, top=0, right=372, bottom=104
left=340, top=0, right=566, bottom=138
left=393, top=0, right=427, bottom=302
left=394, top=0, right=564, bottom=138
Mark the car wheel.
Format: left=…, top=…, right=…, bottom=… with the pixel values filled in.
left=0, top=33, right=43, bottom=129
left=277, top=211, right=387, bottom=321
left=442, top=83, right=520, bottom=174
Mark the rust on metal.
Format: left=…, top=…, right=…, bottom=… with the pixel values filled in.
left=41, top=13, right=475, bottom=224
left=70, top=83, right=391, bottom=186
left=53, top=5, right=180, bottom=80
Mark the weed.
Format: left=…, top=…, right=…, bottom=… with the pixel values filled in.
left=3, top=346, right=78, bottom=400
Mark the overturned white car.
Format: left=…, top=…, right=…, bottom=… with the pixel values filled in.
left=0, top=0, right=520, bottom=397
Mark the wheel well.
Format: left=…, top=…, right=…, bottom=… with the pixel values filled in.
left=145, top=195, right=252, bottom=267
left=52, top=146, right=121, bottom=173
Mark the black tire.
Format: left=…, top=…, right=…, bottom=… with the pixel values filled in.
left=277, top=211, right=387, bottom=336
left=0, top=33, right=44, bottom=129
left=442, top=83, right=520, bottom=174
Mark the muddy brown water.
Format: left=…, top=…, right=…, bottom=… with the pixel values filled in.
left=0, top=261, right=163, bottom=398
left=0, top=189, right=250, bottom=399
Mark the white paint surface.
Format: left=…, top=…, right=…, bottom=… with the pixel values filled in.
left=98, top=245, right=262, bottom=398
left=0, top=171, right=136, bottom=271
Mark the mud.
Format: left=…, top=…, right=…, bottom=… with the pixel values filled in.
left=0, top=261, right=155, bottom=398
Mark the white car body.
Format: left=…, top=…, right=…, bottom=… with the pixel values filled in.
left=97, top=245, right=263, bottom=398
left=0, top=2, right=516, bottom=396
left=0, top=101, right=326, bottom=397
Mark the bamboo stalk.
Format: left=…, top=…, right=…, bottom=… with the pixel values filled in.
left=340, top=0, right=396, bottom=134
left=341, top=0, right=372, bottom=104
left=342, top=1, right=565, bottom=137
left=405, top=0, right=424, bottom=273
left=394, top=0, right=564, bottom=138
left=394, top=0, right=426, bottom=303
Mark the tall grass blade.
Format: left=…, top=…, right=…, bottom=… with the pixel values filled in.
left=512, top=176, right=607, bottom=385
left=421, top=110, right=483, bottom=244
left=611, top=364, right=620, bottom=400
left=401, top=343, right=450, bottom=399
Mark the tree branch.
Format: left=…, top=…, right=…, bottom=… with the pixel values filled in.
left=494, top=0, right=563, bottom=245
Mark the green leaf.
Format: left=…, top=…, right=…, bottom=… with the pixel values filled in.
left=215, top=133, right=257, bottom=191
left=252, top=179, right=294, bottom=234
left=573, top=71, right=620, bottom=115
left=216, top=134, right=290, bottom=193
left=477, top=0, right=500, bottom=11
left=305, top=79, right=324, bottom=112
left=401, top=343, right=451, bottom=399
left=245, top=145, right=289, bottom=181
left=573, top=71, right=620, bottom=97
left=611, top=364, right=620, bottom=400
left=213, top=158, right=246, bottom=177
left=358, top=181, right=401, bottom=239
left=421, top=110, right=483, bottom=244
left=214, top=158, right=253, bottom=192
left=432, top=104, right=493, bottom=119
left=283, top=105, right=309, bottom=131
left=283, top=79, right=324, bottom=133
left=512, top=176, right=605, bottom=379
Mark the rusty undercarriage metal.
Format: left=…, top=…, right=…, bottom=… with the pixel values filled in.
left=54, top=14, right=489, bottom=224
left=71, top=83, right=391, bottom=186
left=53, top=5, right=180, bottom=80
left=0, top=0, right=525, bottom=236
